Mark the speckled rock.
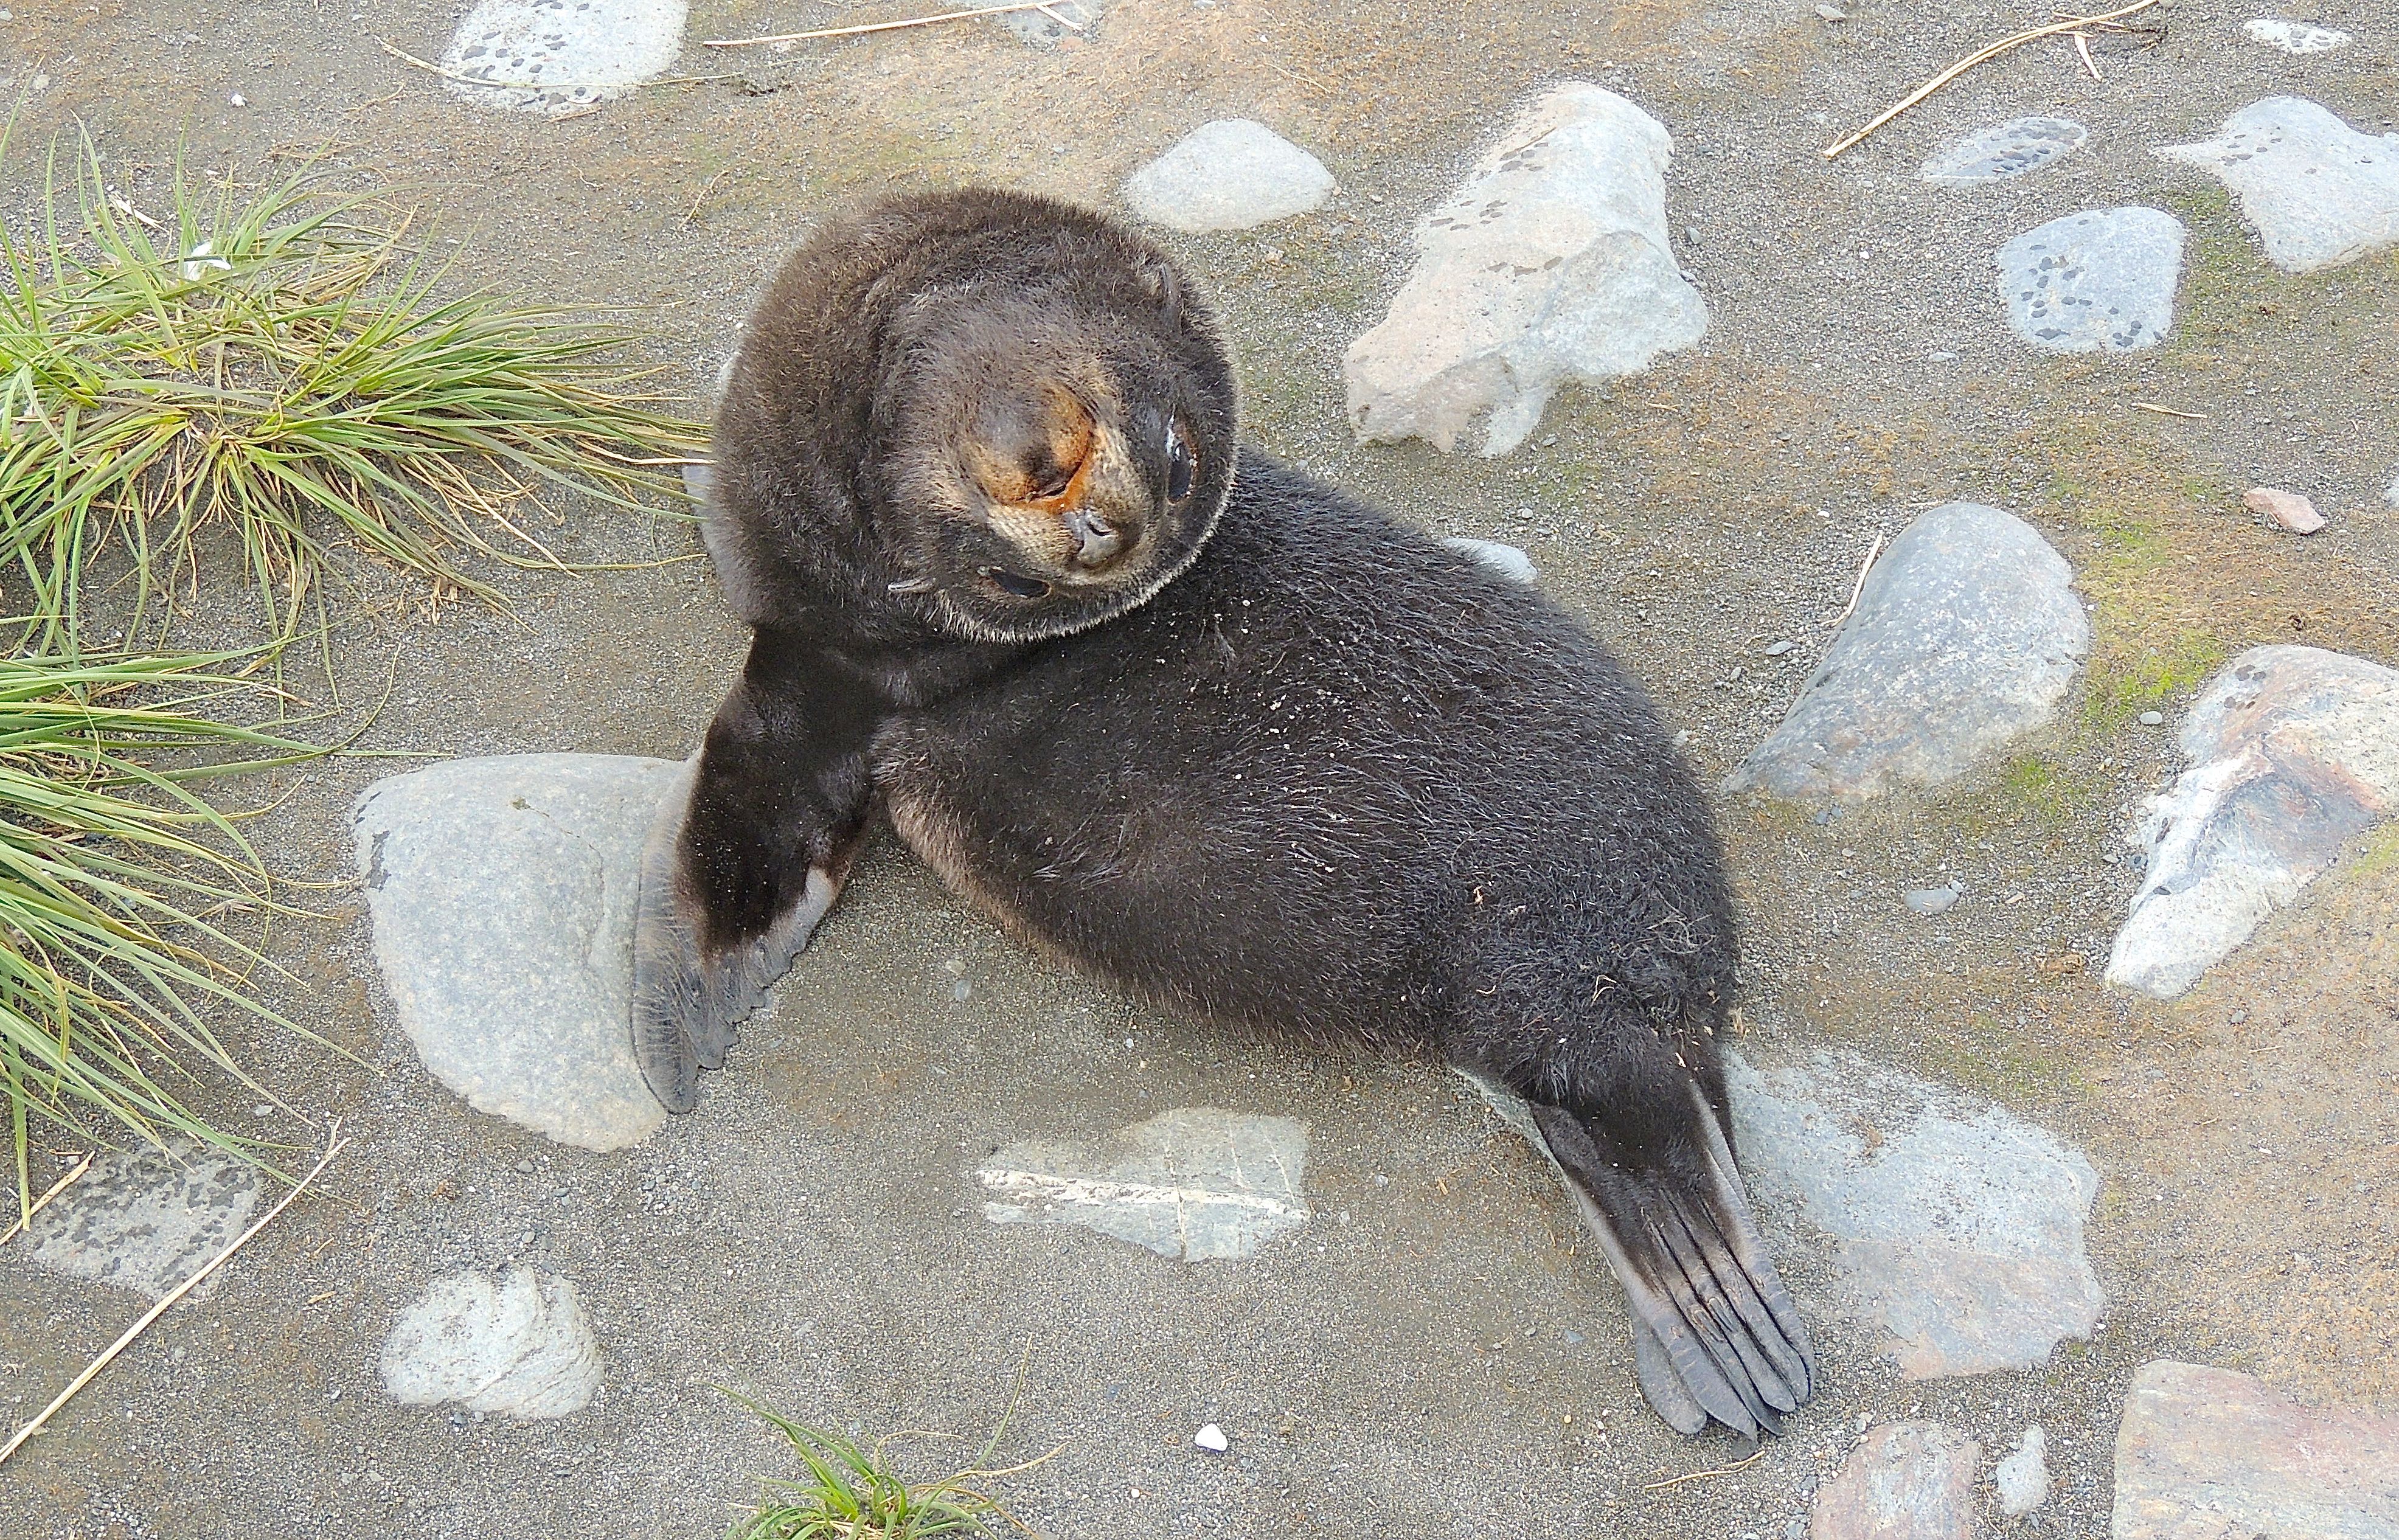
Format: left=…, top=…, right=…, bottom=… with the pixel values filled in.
left=440, top=0, right=685, bottom=117
left=2113, top=1361, right=2399, bottom=1538
left=1996, top=1425, right=2050, bottom=1515
left=1730, top=1051, right=2103, bottom=1378
left=1122, top=120, right=1335, bottom=234
left=22, top=1141, right=261, bottom=1302
left=1921, top=117, right=2086, bottom=185
left=1725, top=503, right=2088, bottom=803
left=1810, top=1421, right=1979, bottom=1540
left=2243, top=18, right=2350, bottom=54
left=977, top=1106, right=1310, bottom=1261
left=380, top=1266, right=602, bottom=1419
left=2156, top=98, right=2399, bottom=274
left=1996, top=207, right=2185, bottom=352
left=1344, top=84, right=1706, bottom=457
left=2106, top=646, right=2399, bottom=999
left=356, top=754, right=688, bottom=1150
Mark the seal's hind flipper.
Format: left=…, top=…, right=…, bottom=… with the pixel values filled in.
left=630, top=755, right=845, bottom=1112
left=1527, top=1091, right=1815, bottom=1440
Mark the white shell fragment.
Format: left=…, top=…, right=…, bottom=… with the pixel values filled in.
left=977, top=1106, right=1310, bottom=1261
left=2243, top=18, right=2350, bottom=54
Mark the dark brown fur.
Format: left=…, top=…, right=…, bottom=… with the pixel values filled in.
left=633, top=188, right=1816, bottom=1439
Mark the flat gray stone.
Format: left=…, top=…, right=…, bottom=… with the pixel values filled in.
left=1809, top=1420, right=1979, bottom=1540
left=1123, top=120, right=1335, bottom=234
left=1442, top=536, right=1538, bottom=584
left=1997, top=207, right=2185, bottom=352
left=1998, top=1424, right=2051, bottom=1515
left=2106, top=646, right=2399, bottom=999
left=2113, top=1360, right=2399, bottom=1539
left=1729, top=1050, right=2103, bottom=1378
left=970, top=0, right=1102, bottom=47
left=977, top=1106, right=1310, bottom=1261
left=23, top=1141, right=261, bottom=1301
left=1725, top=504, right=2088, bottom=803
left=356, top=754, right=687, bottom=1150
left=380, top=1266, right=602, bottom=1419
left=2156, top=98, right=2399, bottom=274
left=2244, top=17, right=2350, bottom=54
left=1344, top=83, right=1707, bottom=457
left=1921, top=116, right=2087, bottom=186
left=1904, top=882, right=1962, bottom=915
left=440, top=0, right=685, bottom=117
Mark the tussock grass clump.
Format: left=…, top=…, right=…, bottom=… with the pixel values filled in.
left=0, top=136, right=705, bottom=648
left=726, top=1389, right=1046, bottom=1540
left=0, top=650, right=326, bottom=1219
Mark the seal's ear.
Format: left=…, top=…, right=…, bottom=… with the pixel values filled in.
left=1134, top=252, right=1186, bottom=322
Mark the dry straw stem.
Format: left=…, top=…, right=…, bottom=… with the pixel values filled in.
left=703, top=2, right=1077, bottom=48
left=0, top=1120, right=347, bottom=1468
left=0, top=1148, right=91, bottom=1245
left=1821, top=0, right=2161, bottom=159
left=0, top=131, right=706, bottom=651
left=1637, top=1444, right=1769, bottom=1491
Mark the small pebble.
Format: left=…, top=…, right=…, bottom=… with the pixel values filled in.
left=950, top=979, right=971, bottom=1002
left=514, top=1159, right=536, bottom=1174
left=1814, top=2, right=1847, bottom=18
left=1904, top=884, right=1962, bottom=915
left=1763, top=639, right=1794, bottom=657
left=2139, top=710, right=2165, bottom=726
left=1193, top=1423, right=1229, bottom=1452
left=2243, top=485, right=2325, bottom=535
left=229, top=92, right=246, bottom=107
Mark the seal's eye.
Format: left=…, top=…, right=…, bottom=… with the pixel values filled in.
left=1165, top=420, right=1196, bottom=504
left=984, top=567, right=1052, bottom=600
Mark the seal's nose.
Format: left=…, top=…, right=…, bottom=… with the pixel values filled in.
left=1064, top=506, right=1127, bottom=568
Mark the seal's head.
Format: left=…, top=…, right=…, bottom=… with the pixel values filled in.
left=866, top=213, right=1237, bottom=643
left=709, top=189, right=1238, bottom=645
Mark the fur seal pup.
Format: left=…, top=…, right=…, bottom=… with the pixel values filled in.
left=633, top=187, right=1815, bottom=1439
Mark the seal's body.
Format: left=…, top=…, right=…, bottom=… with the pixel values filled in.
left=634, top=188, right=1815, bottom=1438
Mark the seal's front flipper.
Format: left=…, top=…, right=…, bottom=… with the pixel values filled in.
left=630, top=639, right=880, bottom=1114
left=630, top=759, right=852, bottom=1112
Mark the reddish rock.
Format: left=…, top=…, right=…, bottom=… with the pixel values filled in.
left=2114, top=1360, right=2399, bottom=1539
left=1811, top=1420, right=1980, bottom=1540
left=2243, top=485, right=2327, bottom=534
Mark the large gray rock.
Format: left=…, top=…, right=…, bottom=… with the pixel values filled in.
left=1996, top=207, right=2185, bottom=353
left=2106, top=647, right=2399, bottom=1000
left=1921, top=117, right=2086, bottom=186
left=356, top=754, right=687, bottom=1150
left=977, top=1106, right=1310, bottom=1261
left=1725, top=504, right=2088, bottom=803
left=1729, top=1051, right=2103, bottom=1378
left=2113, top=1360, right=2399, bottom=1539
left=1343, top=83, right=1706, bottom=457
left=1810, top=1421, right=1980, bottom=1540
left=440, top=0, right=686, bottom=117
left=1123, top=120, right=1335, bottom=234
left=22, top=1141, right=261, bottom=1301
left=2156, top=99, right=2399, bottom=274
left=380, top=1266, right=602, bottom=1419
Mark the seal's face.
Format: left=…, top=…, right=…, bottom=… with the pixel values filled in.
left=875, top=282, right=1236, bottom=644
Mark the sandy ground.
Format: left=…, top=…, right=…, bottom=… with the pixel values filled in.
left=1, top=0, right=2394, bottom=1535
